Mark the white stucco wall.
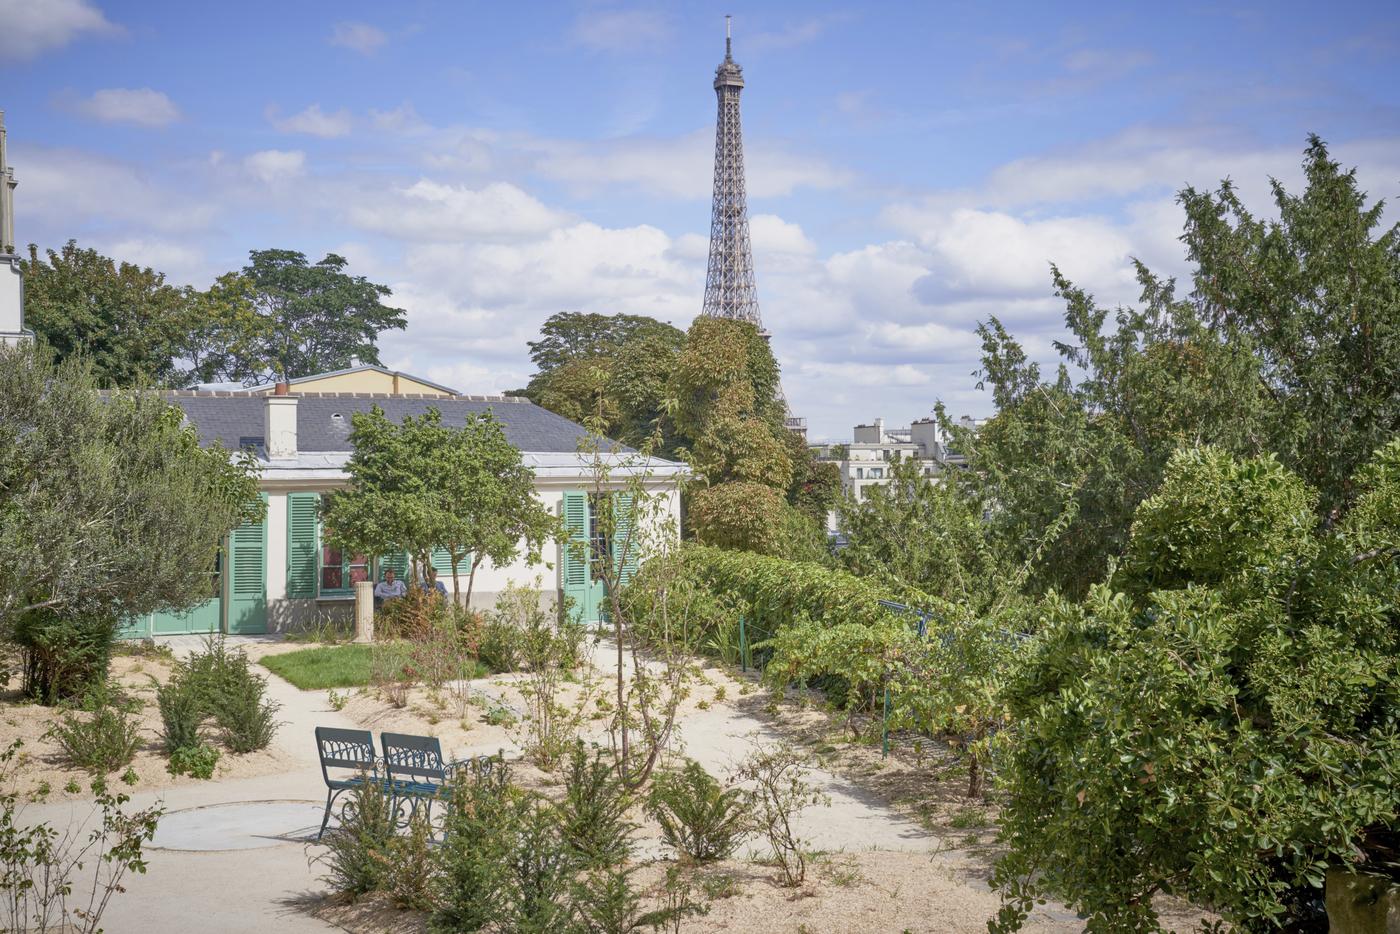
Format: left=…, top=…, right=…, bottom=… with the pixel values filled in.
left=264, top=491, right=288, bottom=602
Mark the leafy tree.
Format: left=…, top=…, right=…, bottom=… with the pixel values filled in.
left=669, top=317, right=808, bottom=552
left=0, top=343, right=261, bottom=701
left=523, top=311, right=686, bottom=449
left=838, top=456, right=1001, bottom=611
left=787, top=437, right=841, bottom=526
left=991, top=445, right=1400, bottom=931
left=324, top=406, right=558, bottom=604
left=1180, top=135, right=1400, bottom=515
left=20, top=240, right=195, bottom=387
left=186, top=249, right=406, bottom=386
left=950, top=138, right=1397, bottom=597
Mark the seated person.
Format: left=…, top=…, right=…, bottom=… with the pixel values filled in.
left=421, top=566, right=449, bottom=599
left=373, top=568, right=407, bottom=606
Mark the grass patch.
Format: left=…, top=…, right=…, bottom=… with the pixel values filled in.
left=261, top=644, right=488, bottom=691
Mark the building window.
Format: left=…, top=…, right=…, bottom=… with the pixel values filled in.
left=319, top=494, right=368, bottom=595
left=856, top=467, right=864, bottom=479
left=871, top=467, right=883, bottom=479
left=320, top=546, right=369, bottom=594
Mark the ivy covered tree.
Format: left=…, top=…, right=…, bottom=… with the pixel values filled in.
left=185, top=249, right=406, bottom=386
left=20, top=240, right=196, bottom=387
left=991, top=445, right=1400, bottom=931
left=324, top=406, right=559, bottom=604
left=0, top=343, right=261, bottom=701
left=668, top=316, right=818, bottom=556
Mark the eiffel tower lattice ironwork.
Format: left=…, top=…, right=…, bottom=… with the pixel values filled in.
left=700, top=18, right=805, bottom=435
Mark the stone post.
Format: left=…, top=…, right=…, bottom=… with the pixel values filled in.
left=354, top=580, right=374, bottom=643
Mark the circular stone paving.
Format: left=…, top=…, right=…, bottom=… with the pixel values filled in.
left=151, top=800, right=326, bottom=851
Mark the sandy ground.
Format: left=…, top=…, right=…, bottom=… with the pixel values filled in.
left=1, top=649, right=297, bottom=801
left=5, top=633, right=1216, bottom=933
left=317, top=851, right=1061, bottom=934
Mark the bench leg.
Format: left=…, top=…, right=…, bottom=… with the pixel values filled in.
left=318, top=788, right=341, bottom=841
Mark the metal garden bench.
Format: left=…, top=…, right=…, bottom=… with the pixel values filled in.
left=380, top=732, right=500, bottom=830
left=314, top=726, right=383, bottom=840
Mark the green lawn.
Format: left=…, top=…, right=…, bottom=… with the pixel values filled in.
left=259, top=643, right=487, bottom=691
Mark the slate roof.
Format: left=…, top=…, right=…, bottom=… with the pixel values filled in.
left=160, top=392, right=617, bottom=454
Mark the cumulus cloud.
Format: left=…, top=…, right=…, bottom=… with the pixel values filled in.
left=346, top=180, right=572, bottom=240
left=270, top=104, right=352, bottom=138
left=570, top=8, right=671, bottom=53
left=0, top=0, right=120, bottom=62
left=329, top=21, right=387, bottom=54
left=71, top=88, right=181, bottom=127
left=243, top=149, right=306, bottom=183
left=749, top=214, right=816, bottom=256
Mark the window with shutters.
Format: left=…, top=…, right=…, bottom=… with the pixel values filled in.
left=318, top=494, right=368, bottom=596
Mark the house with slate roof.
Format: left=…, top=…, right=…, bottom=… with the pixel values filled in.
left=123, top=370, right=686, bottom=638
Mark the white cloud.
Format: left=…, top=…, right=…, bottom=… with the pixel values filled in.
left=346, top=180, right=572, bottom=240
left=270, top=104, right=352, bottom=138
left=329, top=21, right=387, bottom=54
left=243, top=149, right=306, bottom=183
left=72, top=88, right=181, bottom=127
left=99, top=237, right=207, bottom=285
left=0, top=0, right=120, bottom=62
left=570, top=9, right=671, bottom=53
left=892, top=207, right=1137, bottom=302
left=17, top=145, right=217, bottom=237
left=750, top=214, right=817, bottom=256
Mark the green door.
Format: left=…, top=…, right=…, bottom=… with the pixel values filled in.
left=561, top=491, right=603, bottom=623
left=143, top=548, right=222, bottom=636
left=227, top=497, right=268, bottom=634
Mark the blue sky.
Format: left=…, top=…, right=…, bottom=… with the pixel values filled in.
left=3, top=0, right=1399, bottom=439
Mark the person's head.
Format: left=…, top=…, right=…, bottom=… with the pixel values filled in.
left=425, top=567, right=437, bottom=583
left=385, top=568, right=396, bottom=583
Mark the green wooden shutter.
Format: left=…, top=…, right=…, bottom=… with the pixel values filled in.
left=228, top=496, right=268, bottom=634
left=612, top=492, right=639, bottom=587
left=285, top=493, right=320, bottom=598
left=430, top=548, right=471, bottom=576
left=561, top=491, right=590, bottom=620
left=378, top=552, right=409, bottom=580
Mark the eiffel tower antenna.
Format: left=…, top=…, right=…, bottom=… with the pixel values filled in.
left=701, top=17, right=805, bottom=435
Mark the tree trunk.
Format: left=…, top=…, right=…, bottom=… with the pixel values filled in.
left=465, top=555, right=482, bottom=609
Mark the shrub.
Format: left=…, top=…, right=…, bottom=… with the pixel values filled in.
left=156, top=679, right=205, bottom=754
left=1, top=739, right=162, bottom=933
left=381, top=808, right=436, bottom=911
left=432, top=760, right=521, bottom=932
left=647, top=759, right=749, bottom=862
left=51, top=695, right=141, bottom=775
left=214, top=670, right=280, bottom=754
left=991, top=446, right=1400, bottom=931
left=14, top=613, right=118, bottom=705
left=478, top=618, right=522, bottom=674
left=730, top=744, right=828, bottom=887
left=180, top=639, right=281, bottom=753
left=559, top=742, right=634, bottom=868
left=316, top=772, right=399, bottom=899
left=167, top=743, right=219, bottom=780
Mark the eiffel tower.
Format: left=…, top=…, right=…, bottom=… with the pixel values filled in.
left=700, top=17, right=805, bottom=437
